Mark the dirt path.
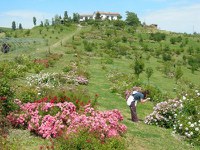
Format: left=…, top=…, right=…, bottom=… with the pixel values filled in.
left=50, top=25, right=82, bottom=49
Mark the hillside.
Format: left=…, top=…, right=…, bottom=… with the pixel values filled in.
left=0, top=21, right=199, bottom=150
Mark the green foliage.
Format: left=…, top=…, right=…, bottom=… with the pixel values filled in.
left=83, top=40, right=94, bottom=52
left=174, top=67, right=183, bottom=84
left=12, top=21, right=16, bottom=30
left=0, top=78, right=15, bottom=115
left=55, top=130, right=126, bottom=150
left=125, top=11, right=141, bottom=26
left=145, top=67, right=154, bottom=84
left=149, top=32, right=166, bottom=42
left=132, top=56, right=144, bottom=78
left=33, top=17, right=37, bottom=26
left=170, top=36, right=182, bottom=44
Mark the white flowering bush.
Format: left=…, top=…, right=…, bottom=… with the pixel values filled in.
left=145, top=89, right=200, bottom=146
left=26, top=72, right=89, bottom=88
left=144, top=99, right=183, bottom=128
left=26, top=73, right=62, bottom=88
left=173, top=89, right=200, bottom=146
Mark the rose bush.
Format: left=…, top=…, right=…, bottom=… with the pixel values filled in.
left=7, top=99, right=127, bottom=140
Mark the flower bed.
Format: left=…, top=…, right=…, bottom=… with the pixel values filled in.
left=7, top=100, right=127, bottom=140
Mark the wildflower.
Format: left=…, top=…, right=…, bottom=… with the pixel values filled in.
left=195, top=127, right=199, bottom=131
left=190, top=124, right=194, bottom=128
left=185, top=127, right=188, bottom=131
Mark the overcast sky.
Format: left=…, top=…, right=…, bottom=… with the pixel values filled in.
left=0, top=0, right=200, bottom=33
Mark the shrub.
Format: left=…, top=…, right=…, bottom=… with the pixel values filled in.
left=149, top=32, right=166, bottom=42
left=55, top=130, right=126, bottom=150
left=0, top=78, right=15, bottom=115
left=145, top=89, right=200, bottom=146
left=7, top=100, right=127, bottom=140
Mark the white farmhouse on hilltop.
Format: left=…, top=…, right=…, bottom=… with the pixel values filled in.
left=80, top=11, right=120, bottom=21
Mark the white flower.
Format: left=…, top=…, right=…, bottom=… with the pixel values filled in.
left=185, top=127, right=188, bottom=131
left=195, top=90, right=198, bottom=93
left=195, top=127, right=199, bottom=131
left=190, top=124, right=194, bottom=128
left=187, top=134, right=191, bottom=138
left=188, top=122, right=191, bottom=125
left=197, top=93, right=200, bottom=96
left=179, top=124, right=182, bottom=127
left=182, top=96, right=186, bottom=100
left=190, top=132, right=193, bottom=136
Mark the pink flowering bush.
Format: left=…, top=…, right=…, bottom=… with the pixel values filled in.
left=7, top=100, right=127, bottom=140
left=75, top=76, right=88, bottom=85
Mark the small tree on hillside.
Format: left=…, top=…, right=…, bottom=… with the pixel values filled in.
left=12, top=21, right=16, bottom=30
left=133, top=54, right=144, bottom=78
left=95, top=12, right=101, bottom=20
left=174, top=66, right=183, bottom=84
left=40, top=21, right=44, bottom=27
left=145, top=67, right=153, bottom=84
left=73, top=13, right=80, bottom=23
left=33, top=17, right=37, bottom=26
left=125, top=11, right=141, bottom=26
left=19, top=23, right=23, bottom=29
left=64, top=11, right=68, bottom=23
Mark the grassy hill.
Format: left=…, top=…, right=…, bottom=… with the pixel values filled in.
left=0, top=21, right=199, bottom=149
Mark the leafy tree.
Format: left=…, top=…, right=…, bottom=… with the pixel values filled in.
left=174, top=66, right=183, bottom=84
left=146, top=67, right=153, bottom=84
left=19, top=23, right=23, bottom=29
left=40, top=21, right=44, bottom=27
left=12, top=21, right=16, bottom=30
left=133, top=54, right=144, bottom=78
left=73, top=13, right=80, bottom=23
left=117, top=15, right=122, bottom=20
left=54, top=15, right=61, bottom=25
left=95, top=12, right=101, bottom=20
left=33, top=17, right=37, bottom=26
left=51, top=18, right=55, bottom=26
left=125, top=11, right=141, bottom=26
left=44, top=19, right=50, bottom=26
left=64, top=11, right=68, bottom=23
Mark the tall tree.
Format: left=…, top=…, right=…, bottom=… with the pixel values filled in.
left=44, top=19, right=50, bottom=26
left=12, top=21, right=16, bottom=30
left=19, top=23, right=23, bottom=29
left=40, top=21, right=44, bottom=27
left=54, top=15, right=61, bottom=25
left=33, top=17, right=37, bottom=26
left=64, top=11, right=68, bottom=23
left=73, top=13, right=80, bottom=23
left=125, top=11, right=141, bottom=26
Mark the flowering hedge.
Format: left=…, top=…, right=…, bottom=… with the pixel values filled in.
left=144, top=99, right=183, bottom=128
left=145, top=89, right=200, bottom=146
left=7, top=100, right=127, bottom=140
